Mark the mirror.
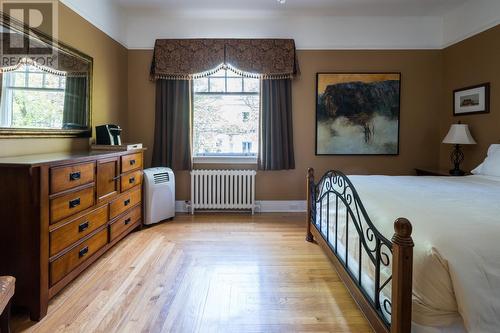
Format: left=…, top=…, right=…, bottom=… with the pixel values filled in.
left=0, top=12, right=92, bottom=137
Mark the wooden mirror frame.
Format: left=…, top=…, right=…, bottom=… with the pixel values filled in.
left=0, top=11, right=93, bottom=138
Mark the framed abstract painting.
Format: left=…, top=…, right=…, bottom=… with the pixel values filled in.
left=315, top=73, right=401, bottom=155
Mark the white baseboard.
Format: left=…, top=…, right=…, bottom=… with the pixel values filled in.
left=175, top=200, right=307, bottom=213
left=255, top=200, right=307, bottom=213
left=175, top=201, right=190, bottom=213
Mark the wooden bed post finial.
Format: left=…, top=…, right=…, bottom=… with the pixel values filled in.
left=391, top=218, right=414, bottom=333
left=306, top=168, right=315, bottom=242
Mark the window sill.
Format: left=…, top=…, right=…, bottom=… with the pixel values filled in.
left=193, top=156, right=258, bottom=164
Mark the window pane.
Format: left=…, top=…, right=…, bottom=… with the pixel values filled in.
left=27, top=73, right=44, bottom=88
left=193, top=94, right=259, bottom=156
left=11, top=90, right=64, bottom=128
left=193, top=78, right=208, bottom=92
left=208, top=78, right=225, bottom=93
left=44, top=74, right=66, bottom=89
left=244, top=78, right=259, bottom=93
left=12, top=73, right=26, bottom=87
left=192, top=68, right=260, bottom=157
left=227, top=77, right=243, bottom=92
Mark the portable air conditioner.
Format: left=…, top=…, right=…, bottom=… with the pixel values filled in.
left=143, top=167, right=175, bottom=225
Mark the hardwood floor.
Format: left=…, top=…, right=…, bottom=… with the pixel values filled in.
left=12, top=213, right=373, bottom=333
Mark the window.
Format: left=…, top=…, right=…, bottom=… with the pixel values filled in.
left=193, top=68, right=260, bottom=163
left=0, top=63, right=66, bottom=128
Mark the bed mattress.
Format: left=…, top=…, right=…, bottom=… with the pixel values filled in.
left=315, top=175, right=500, bottom=333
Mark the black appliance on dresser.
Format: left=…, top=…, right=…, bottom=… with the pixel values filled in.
left=96, top=124, right=122, bottom=145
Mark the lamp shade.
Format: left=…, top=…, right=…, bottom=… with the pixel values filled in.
left=442, top=124, right=477, bottom=145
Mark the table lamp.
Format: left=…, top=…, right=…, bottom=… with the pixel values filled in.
left=442, top=122, right=476, bottom=176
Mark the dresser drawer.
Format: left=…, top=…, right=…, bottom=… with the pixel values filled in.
left=50, top=205, right=108, bottom=256
left=121, top=170, right=143, bottom=192
left=109, top=187, right=142, bottom=219
left=50, top=162, right=95, bottom=194
left=121, top=153, right=142, bottom=173
left=50, top=186, right=95, bottom=223
left=110, top=205, right=141, bottom=241
left=50, top=228, right=108, bottom=285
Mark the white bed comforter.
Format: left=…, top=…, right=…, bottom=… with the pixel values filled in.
left=345, top=175, right=500, bottom=333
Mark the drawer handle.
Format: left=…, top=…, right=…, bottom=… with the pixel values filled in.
left=124, top=199, right=131, bottom=206
left=69, top=198, right=81, bottom=209
left=69, top=171, right=81, bottom=181
left=129, top=177, right=136, bottom=184
left=78, top=221, right=90, bottom=232
left=129, top=160, right=136, bottom=166
left=79, top=246, right=89, bottom=258
left=124, top=217, right=132, bottom=225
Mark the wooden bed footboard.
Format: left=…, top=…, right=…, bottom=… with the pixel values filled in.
left=306, top=168, right=414, bottom=333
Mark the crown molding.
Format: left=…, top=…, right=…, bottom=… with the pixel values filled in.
left=123, top=15, right=444, bottom=50
left=442, top=0, right=500, bottom=48
left=60, top=0, right=500, bottom=51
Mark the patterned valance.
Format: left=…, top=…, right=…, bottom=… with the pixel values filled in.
left=0, top=33, right=91, bottom=76
left=150, top=39, right=299, bottom=80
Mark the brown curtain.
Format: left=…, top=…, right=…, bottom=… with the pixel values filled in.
left=152, top=79, right=192, bottom=170
left=259, top=79, right=295, bottom=170
left=62, top=76, right=88, bottom=129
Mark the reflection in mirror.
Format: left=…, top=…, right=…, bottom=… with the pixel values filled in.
left=0, top=13, right=92, bottom=136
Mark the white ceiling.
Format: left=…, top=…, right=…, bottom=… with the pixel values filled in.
left=61, top=0, right=500, bottom=50
left=111, top=0, right=468, bottom=16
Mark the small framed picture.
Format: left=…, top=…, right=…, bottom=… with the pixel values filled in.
left=453, top=83, right=490, bottom=116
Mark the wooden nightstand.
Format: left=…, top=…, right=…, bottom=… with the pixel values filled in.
left=415, top=168, right=470, bottom=176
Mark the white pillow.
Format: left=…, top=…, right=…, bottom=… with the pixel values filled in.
left=481, top=154, right=500, bottom=177
left=472, top=144, right=500, bottom=176
left=471, top=163, right=483, bottom=175
left=487, top=144, right=500, bottom=156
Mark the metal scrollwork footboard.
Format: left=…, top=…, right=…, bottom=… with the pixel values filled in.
left=305, top=168, right=414, bottom=333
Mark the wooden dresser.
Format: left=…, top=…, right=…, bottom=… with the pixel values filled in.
left=0, top=149, right=145, bottom=320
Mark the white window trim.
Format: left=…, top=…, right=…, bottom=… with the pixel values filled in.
left=0, top=74, right=13, bottom=127
left=193, top=155, right=258, bottom=164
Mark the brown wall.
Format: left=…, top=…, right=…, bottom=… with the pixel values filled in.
left=127, top=50, right=443, bottom=200
left=439, top=25, right=500, bottom=171
left=0, top=3, right=128, bottom=157
left=5, top=4, right=495, bottom=201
